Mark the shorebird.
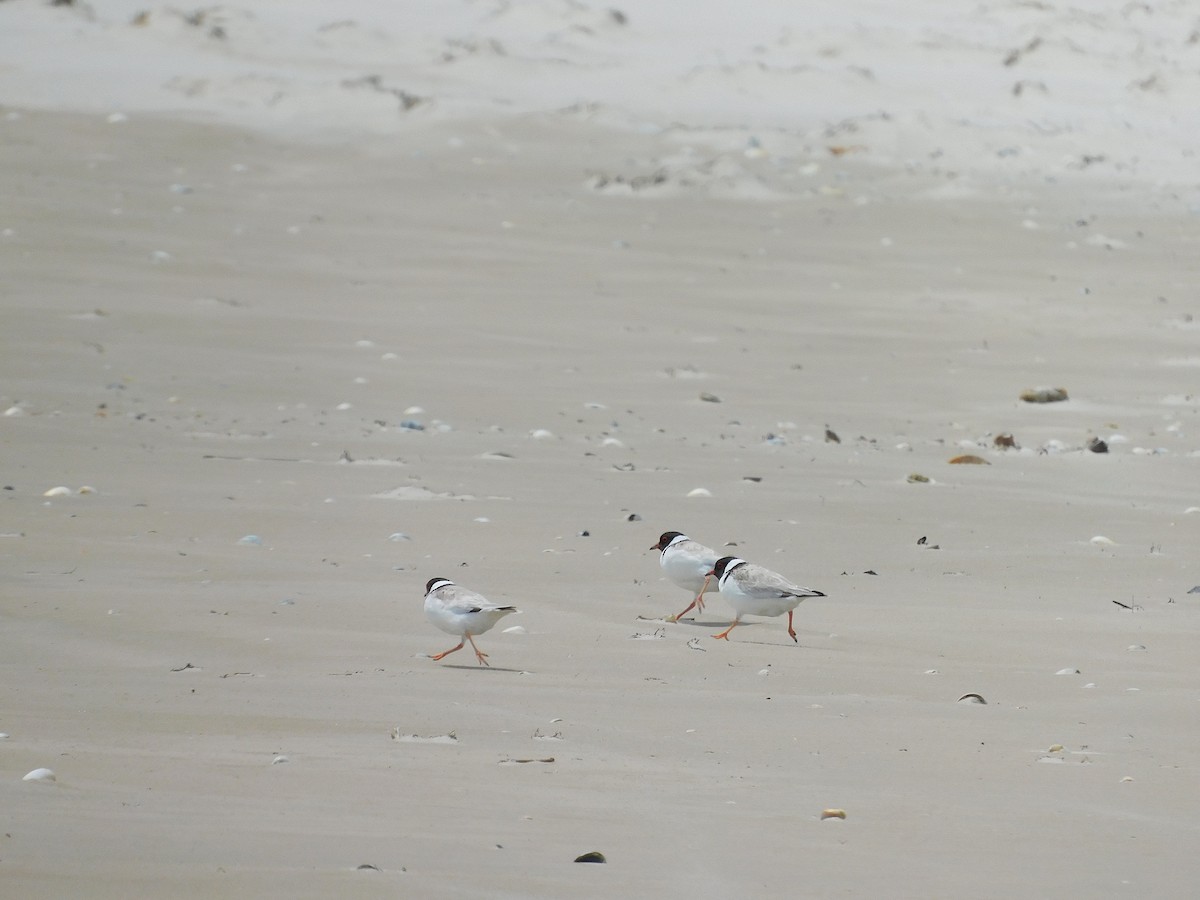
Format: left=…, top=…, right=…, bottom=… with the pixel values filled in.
left=707, top=556, right=825, bottom=643
left=651, top=531, right=721, bottom=621
left=422, top=577, right=518, bottom=666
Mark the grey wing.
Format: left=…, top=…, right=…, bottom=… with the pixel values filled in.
left=744, top=564, right=821, bottom=598
left=688, top=541, right=721, bottom=568
left=441, top=584, right=495, bottom=615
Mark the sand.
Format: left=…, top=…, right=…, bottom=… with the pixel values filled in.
left=3, top=3, right=1200, bottom=898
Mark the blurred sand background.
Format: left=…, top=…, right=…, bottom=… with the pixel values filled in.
left=3, top=2, right=1200, bottom=897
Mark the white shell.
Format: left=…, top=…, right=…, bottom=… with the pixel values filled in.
left=1055, top=667, right=1080, bottom=675
left=23, top=768, right=55, bottom=782
left=43, top=486, right=71, bottom=497
left=687, top=487, right=712, bottom=498
left=529, top=429, right=555, bottom=439
left=1090, top=535, right=1115, bottom=546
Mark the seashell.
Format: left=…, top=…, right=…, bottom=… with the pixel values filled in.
left=237, top=534, right=263, bottom=545
left=398, top=420, right=424, bottom=430
left=23, top=768, right=55, bottom=782
left=957, top=693, right=987, bottom=704
left=387, top=532, right=412, bottom=542
left=907, top=473, right=930, bottom=483
left=77, top=485, right=95, bottom=494
left=1055, top=667, right=1080, bottom=675
left=948, top=454, right=989, bottom=465
left=529, top=429, right=555, bottom=439
left=1120, top=776, right=1134, bottom=783
left=1087, top=437, right=1108, bottom=453
left=699, top=392, right=721, bottom=403
left=1048, top=744, right=1064, bottom=753
left=502, top=625, right=526, bottom=634
left=925, top=669, right=939, bottom=675
left=820, top=809, right=847, bottom=820
left=403, top=406, right=424, bottom=415
left=1089, top=536, right=1114, bottom=546
left=687, top=487, right=712, bottom=498
left=43, top=486, right=71, bottom=497
left=3, top=405, right=25, bottom=417
left=1020, top=386, right=1069, bottom=403
left=390, top=729, right=458, bottom=744
left=271, top=755, right=289, bottom=765
left=574, top=851, right=606, bottom=864
left=500, top=757, right=554, bottom=766
left=1127, top=644, right=1147, bottom=652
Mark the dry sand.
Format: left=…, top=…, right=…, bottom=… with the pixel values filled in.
left=3, top=3, right=1200, bottom=898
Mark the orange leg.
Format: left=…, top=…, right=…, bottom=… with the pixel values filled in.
left=671, top=574, right=712, bottom=622
left=430, top=640, right=464, bottom=661
left=787, top=610, right=798, bottom=643
left=712, top=618, right=740, bottom=640
left=466, top=634, right=490, bottom=667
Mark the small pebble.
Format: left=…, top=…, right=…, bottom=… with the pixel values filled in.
left=948, top=454, right=989, bottom=465
left=398, top=420, right=424, bottom=431
left=699, top=392, right=721, bottom=403
left=574, top=852, right=606, bottom=864
left=1087, top=437, right=1109, bottom=453
left=907, top=473, right=930, bottom=483
left=1020, top=386, right=1069, bottom=403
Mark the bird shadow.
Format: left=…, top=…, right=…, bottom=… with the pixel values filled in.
left=671, top=618, right=739, bottom=629
left=437, top=663, right=526, bottom=674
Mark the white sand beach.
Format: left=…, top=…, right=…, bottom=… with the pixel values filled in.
left=2, top=2, right=1199, bottom=897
